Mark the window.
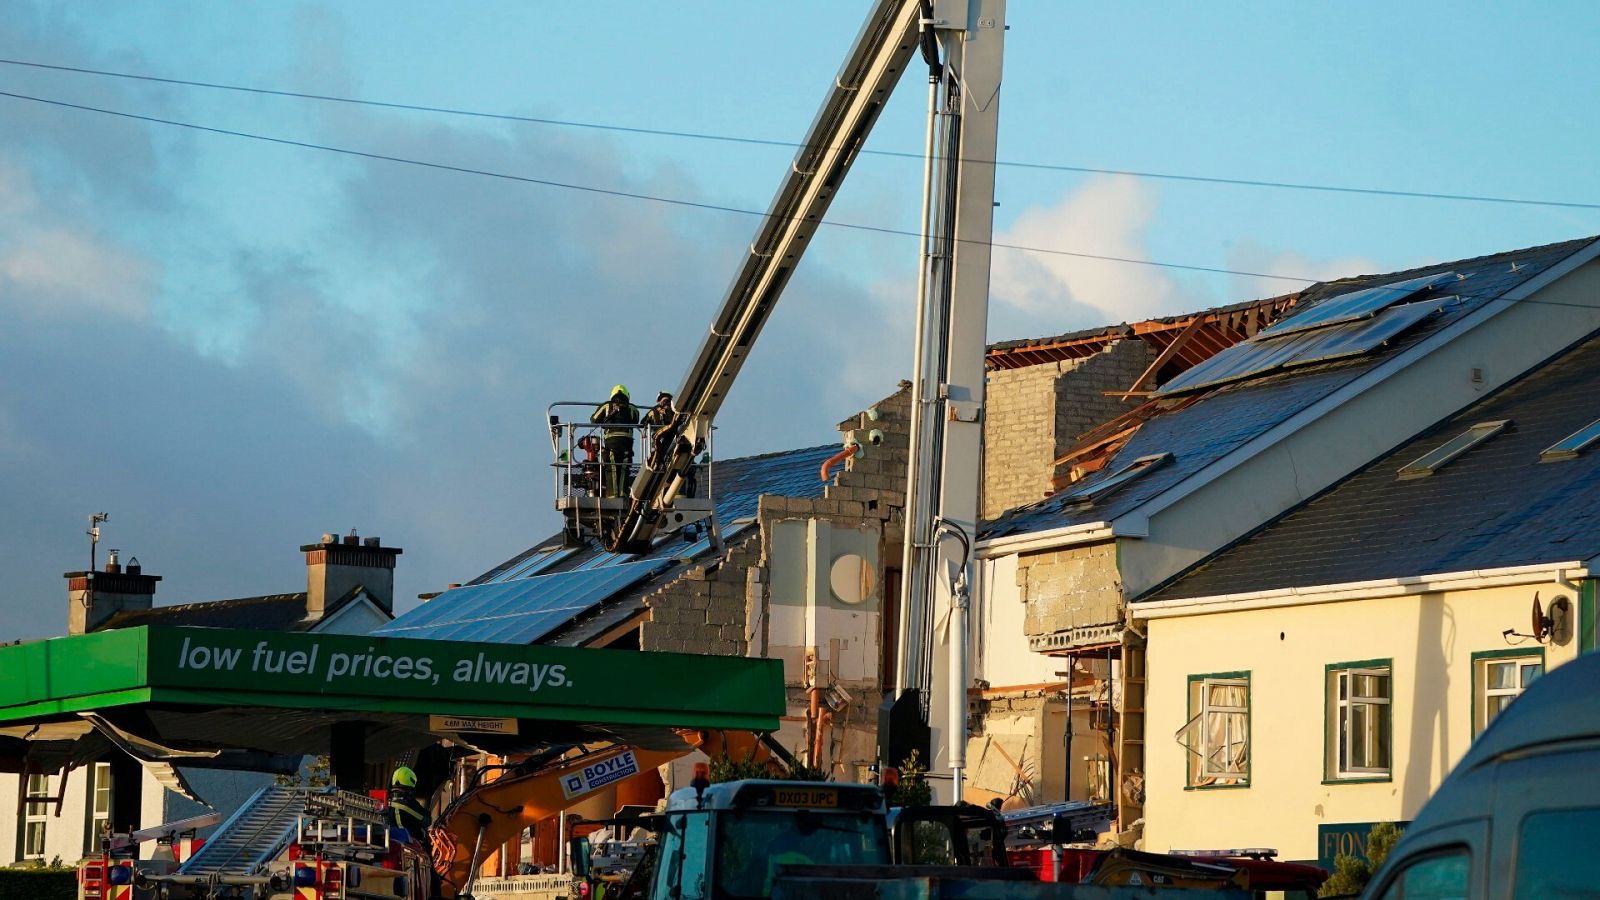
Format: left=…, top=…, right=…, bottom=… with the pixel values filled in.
left=21, top=773, right=50, bottom=860
left=1177, top=674, right=1250, bottom=788
left=1472, top=649, right=1543, bottom=735
left=1063, top=453, right=1172, bottom=506
left=1540, top=417, right=1600, bottom=462
left=1398, top=420, right=1510, bottom=479
left=1328, top=662, right=1392, bottom=780
left=84, top=762, right=111, bottom=854
left=1373, top=848, right=1469, bottom=900
left=1513, top=807, right=1600, bottom=898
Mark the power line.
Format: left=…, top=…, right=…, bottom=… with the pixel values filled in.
left=3, top=87, right=1597, bottom=315
left=4, top=56, right=1599, bottom=213
left=0, top=87, right=1308, bottom=285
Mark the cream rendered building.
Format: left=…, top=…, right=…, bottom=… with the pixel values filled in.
left=1133, top=334, right=1600, bottom=863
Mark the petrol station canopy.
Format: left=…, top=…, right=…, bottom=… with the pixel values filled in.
left=0, top=626, right=785, bottom=782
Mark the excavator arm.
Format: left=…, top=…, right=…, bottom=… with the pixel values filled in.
left=428, top=730, right=779, bottom=897
left=608, top=0, right=929, bottom=552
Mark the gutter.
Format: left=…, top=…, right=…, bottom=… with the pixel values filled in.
left=975, top=521, right=1118, bottom=559
left=1132, top=561, right=1588, bottom=620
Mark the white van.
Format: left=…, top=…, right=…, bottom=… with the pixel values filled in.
left=1362, top=648, right=1600, bottom=898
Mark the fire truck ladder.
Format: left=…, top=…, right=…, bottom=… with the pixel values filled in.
left=177, top=785, right=309, bottom=877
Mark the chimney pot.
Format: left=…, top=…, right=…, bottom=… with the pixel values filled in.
left=321, top=533, right=337, bottom=545
left=363, top=536, right=380, bottom=548
left=127, top=557, right=142, bottom=576
left=343, top=532, right=359, bottom=546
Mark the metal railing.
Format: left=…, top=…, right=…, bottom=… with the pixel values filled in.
left=546, top=401, right=714, bottom=509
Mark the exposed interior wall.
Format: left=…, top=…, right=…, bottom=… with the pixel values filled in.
left=975, top=555, right=1060, bottom=689
left=1139, top=579, right=1581, bottom=861
left=982, top=340, right=1154, bottom=519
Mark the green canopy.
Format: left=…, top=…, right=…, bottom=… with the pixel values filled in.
left=0, top=626, right=784, bottom=769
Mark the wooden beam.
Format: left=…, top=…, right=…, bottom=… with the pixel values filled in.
left=1127, top=316, right=1206, bottom=392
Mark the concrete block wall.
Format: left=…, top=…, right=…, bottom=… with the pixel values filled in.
left=982, top=339, right=1154, bottom=519
left=1017, top=541, right=1123, bottom=638
left=638, top=382, right=914, bottom=661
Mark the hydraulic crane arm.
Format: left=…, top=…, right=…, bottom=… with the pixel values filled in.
left=428, top=730, right=779, bottom=897
left=610, top=0, right=928, bottom=552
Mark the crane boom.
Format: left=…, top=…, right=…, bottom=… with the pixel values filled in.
left=581, top=0, right=1008, bottom=803
left=610, top=0, right=926, bottom=552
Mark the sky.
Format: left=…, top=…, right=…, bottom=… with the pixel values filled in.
left=3, top=1, right=1599, bottom=640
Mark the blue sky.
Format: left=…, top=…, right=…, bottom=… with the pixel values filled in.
left=3, top=1, right=1598, bottom=640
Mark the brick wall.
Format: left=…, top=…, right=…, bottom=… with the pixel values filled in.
left=982, top=339, right=1154, bottom=519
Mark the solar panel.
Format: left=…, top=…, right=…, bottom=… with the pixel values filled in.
left=1257, top=271, right=1456, bottom=339
left=1156, top=299, right=1447, bottom=396
left=372, top=559, right=671, bottom=644
left=490, top=547, right=578, bottom=583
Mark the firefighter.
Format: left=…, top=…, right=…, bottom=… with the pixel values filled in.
left=591, top=385, right=640, bottom=498
left=642, top=391, right=676, bottom=467
left=387, top=766, right=430, bottom=834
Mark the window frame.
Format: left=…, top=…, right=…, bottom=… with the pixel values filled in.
left=1324, top=659, right=1394, bottom=783
left=1540, top=417, right=1600, bottom=462
left=1179, top=671, right=1251, bottom=790
left=21, top=773, right=51, bottom=861
left=1397, top=420, right=1511, bottom=480
left=1471, top=647, right=1545, bottom=736
left=83, top=762, right=112, bottom=855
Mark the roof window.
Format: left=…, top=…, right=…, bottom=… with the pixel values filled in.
left=1063, top=453, right=1172, bottom=505
left=1398, top=420, right=1510, bottom=480
left=1540, top=418, right=1600, bottom=462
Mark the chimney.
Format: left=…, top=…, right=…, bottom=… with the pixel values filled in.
left=66, top=556, right=161, bottom=635
left=301, top=530, right=402, bottom=617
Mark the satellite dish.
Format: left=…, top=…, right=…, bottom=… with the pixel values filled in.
left=1532, top=594, right=1549, bottom=643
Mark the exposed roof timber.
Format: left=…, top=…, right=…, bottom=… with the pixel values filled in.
left=1127, top=317, right=1207, bottom=393
left=986, top=294, right=1298, bottom=372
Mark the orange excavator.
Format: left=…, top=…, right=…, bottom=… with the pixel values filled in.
left=427, top=729, right=782, bottom=898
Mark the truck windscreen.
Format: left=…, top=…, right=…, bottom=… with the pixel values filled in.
left=713, top=809, right=889, bottom=899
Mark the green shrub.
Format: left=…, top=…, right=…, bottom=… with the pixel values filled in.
left=0, top=867, right=77, bottom=900
left=1319, top=821, right=1403, bottom=897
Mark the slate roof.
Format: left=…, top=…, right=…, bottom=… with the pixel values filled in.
left=981, top=236, right=1597, bottom=540
left=1144, top=331, right=1600, bottom=601
left=98, top=587, right=363, bottom=632
left=386, top=444, right=840, bottom=646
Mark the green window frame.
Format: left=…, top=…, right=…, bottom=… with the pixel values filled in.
left=1470, top=648, right=1544, bottom=735
left=1324, top=658, right=1393, bottom=783
left=1177, top=671, right=1250, bottom=789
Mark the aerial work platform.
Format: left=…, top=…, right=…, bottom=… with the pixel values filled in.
left=0, top=625, right=784, bottom=784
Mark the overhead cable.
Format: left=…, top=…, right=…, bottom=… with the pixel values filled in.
left=3, top=87, right=1598, bottom=314
left=3, top=56, right=1598, bottom=212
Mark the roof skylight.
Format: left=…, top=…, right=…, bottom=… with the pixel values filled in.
left=1063, top=453, right=1173, bottom=505
left=1540, top=418, right=1600, bottom=462
left=1397, top=420, right=1510, bottom=480
left=1258, top=271, right=1457, bottom=339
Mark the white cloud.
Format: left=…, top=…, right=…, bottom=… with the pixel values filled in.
left=0, top=222, right=159, bottom=322
left=990, top=175, right=1179, bottom=326
left=1224, top=240, right=1379, bottom=297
